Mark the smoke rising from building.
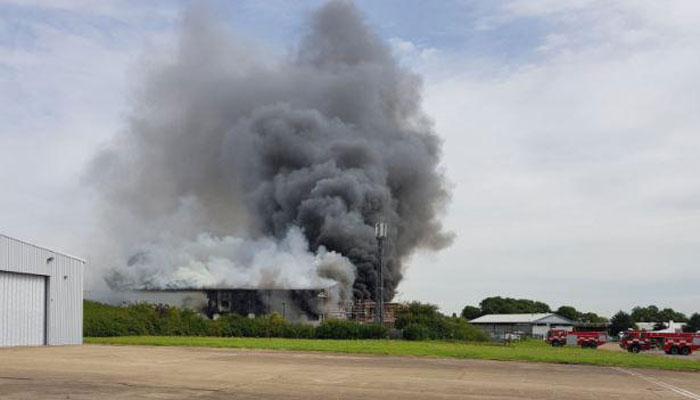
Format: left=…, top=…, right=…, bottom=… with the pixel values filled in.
left=89, top=1, right=452, bottom=303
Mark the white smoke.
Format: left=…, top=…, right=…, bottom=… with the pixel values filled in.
left=108, top=227, right=355, bottom=293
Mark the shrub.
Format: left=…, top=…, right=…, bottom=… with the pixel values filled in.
left=315, top=320, right=388, bottom=339
left=213, top=312, right=316, bottom=339
left=83, top=301, right=154, bottom=336
left=357, top=322, right=389, bottom=339
left=403, top=324, right=430, bottom=341
left=83, top=300, right=484, bottom=342
left=439, top=317, right=489, bottom=341
left=395, top=302, right=489, bottom=342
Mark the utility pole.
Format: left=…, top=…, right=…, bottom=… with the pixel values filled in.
left=375, top=222, right=388, bottom=324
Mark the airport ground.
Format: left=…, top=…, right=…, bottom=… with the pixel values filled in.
left=1, top=344, right=700, bottom=399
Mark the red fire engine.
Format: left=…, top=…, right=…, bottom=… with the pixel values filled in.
left=546, top=329, right=607, bottom=348
left=619, top=331, right=700, bottom=355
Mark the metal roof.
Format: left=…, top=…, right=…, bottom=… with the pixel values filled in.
left=469, top=313, right=572, bottom=324
left=0, top=233, right=86, bottom=263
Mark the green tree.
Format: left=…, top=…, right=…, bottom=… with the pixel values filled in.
left=657, top=308, right=688, bottom=322
left=555, top=306, right=580, bottom=321
left=683, top=313, right=700, bottom=333
left=460, top=305, right=481, bottom=320
left=394, top=302, right=442, bottom=329
left=631, top=305, right=688, bottom=323
left=631, top=305, right=660, bottom=322
left=395, top=302, right=489, bottom=342
left=479, top=296, right=551, bottom=314
left=608, top=311, right=636, bottom=336
left=579, top=312, right=608, bottom=324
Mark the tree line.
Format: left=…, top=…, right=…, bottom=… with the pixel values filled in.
left=460, top=296, right=606, bottom=323
left=609, top=307, right=700, bottom=335
left=461, top=297, right=700, bottom=334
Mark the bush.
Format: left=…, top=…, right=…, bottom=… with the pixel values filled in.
left=83, top=301, right=153, bottom=336
left=395, top=301, right=489, bottom=342
left=315, top=319, right=388, bottom=339
left=214, top=313, right=315, bottom=339
left=439, top=317, right=489, bottom=341
left=83, top=300, right=484, bottom=342
left=403, top=324, right=430, bottom=341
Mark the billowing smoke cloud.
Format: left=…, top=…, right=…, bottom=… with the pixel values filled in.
left=89, top=1, right=452, bottom=302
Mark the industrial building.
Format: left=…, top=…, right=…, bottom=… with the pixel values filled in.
left=0, top=234, right=85, bottom=347
left=204, top=288, right=333, bottom=322
left=205, top=290, right=401, bottom=325
left=138, top=288, right=400, bottom=326
left=469, top=313, right=573, bottom=339
left=636, top=320, right=687, bottom=333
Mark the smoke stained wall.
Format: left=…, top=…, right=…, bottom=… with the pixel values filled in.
left=89, top=1, right=453, bottom=303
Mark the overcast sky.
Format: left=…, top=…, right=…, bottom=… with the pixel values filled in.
left=2, top=0, right=699, bottom=316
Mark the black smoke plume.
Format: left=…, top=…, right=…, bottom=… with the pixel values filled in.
left=90, top=1, right=452, bottom=302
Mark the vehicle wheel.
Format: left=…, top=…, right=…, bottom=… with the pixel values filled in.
left=590, top=343, right=598, bottom=349
left=681, top=347, right=691, bottom=356
left=631, top=345, right=641, bottom=353
left=669, top=346, right=679, bottom=355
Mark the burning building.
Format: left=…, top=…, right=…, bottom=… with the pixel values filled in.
left=135, top=286, right=399, bottom=326
left=204, top=288, right=399, bottom=325
left=204, top=287, right=335, bottom=322
left=205, top=289, right=400, bottom=325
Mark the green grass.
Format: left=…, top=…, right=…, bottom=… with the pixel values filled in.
left=85, top=336, right=700, bottom=372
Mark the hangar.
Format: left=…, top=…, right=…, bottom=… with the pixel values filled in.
left=469, top=313, right=573, bottom=339
left=0, top=234, right=85, bottom=347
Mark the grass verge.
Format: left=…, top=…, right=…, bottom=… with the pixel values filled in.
left=85, top=336, right=700, bottom=372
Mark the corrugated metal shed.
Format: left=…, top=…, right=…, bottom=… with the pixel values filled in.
left=470, top=313, right=572, bottom=324
left=0, top=234, right=85, bottom=346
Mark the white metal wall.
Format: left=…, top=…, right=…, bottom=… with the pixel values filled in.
left=0, top=271, right=46, bottom=346
left=0, top=234, right=84, bottom=346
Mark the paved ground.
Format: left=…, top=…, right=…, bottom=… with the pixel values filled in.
left=1, top=345, right=700, bottom=399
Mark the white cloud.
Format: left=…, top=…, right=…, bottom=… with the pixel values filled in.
left=389, top=37, right=439, bottom=61
left=0, top=1, right=178, bottom=253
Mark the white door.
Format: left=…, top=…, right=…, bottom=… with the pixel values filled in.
left=0, top=271, right=46, bottom=346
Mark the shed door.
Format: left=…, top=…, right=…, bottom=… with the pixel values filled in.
left=0, top=271, right=46, bottom=347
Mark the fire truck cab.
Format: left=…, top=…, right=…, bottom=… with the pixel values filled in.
left=546, top=329, right=607, bottom=348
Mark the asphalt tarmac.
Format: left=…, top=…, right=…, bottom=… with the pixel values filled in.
left=1, top=344, right=699, bottom=399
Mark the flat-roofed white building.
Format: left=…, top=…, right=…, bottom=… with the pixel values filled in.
left=636, top=321, right=687, bottom=333
left=1, top=234, right=85, bottom=347
left=469, top=313, right=573, bottom=338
